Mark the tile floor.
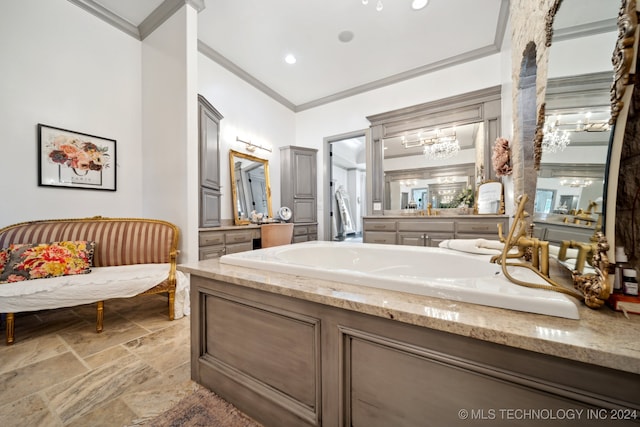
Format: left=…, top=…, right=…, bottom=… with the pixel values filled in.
left=0, top=294, right=197, bottom=426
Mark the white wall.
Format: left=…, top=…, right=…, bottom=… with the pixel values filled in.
left=548, top=32, right=617, bottom=78
left=142, top=5, right=199, bottom=262
left=295, top=54, right=504, bottom=237
left=198, top=55, right=296, bottom=221
left=0, top=0, right=143, bottom=227
left=2, top=2, right=617, bottom=254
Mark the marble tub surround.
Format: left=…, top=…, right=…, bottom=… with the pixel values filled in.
left=0, top=295, right=195, bottom=427
left=179, top=258, right=640, bottom=375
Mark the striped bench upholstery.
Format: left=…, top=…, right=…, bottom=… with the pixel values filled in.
left=0, top=217, right=179, bottom=344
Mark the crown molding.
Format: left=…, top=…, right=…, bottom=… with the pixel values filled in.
left=197, top=41, right=297, bottom=111
left=553, top=18, right=617, bottom=42
left=67, top=0, right=140, bottom=39
left=68, top=0, right=510, bottom=113
left=296, top=45, right=500, bottom=112
left=139, top=0, right=202, bottom=40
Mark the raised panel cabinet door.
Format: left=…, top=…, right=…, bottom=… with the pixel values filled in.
left=200, top=106, right=220, bottom=189
left=293, top=199, right=316, bottom=223
left=398, top=233, right=426, bottom=246
left=198, top=95, right=223, bottom=190
left=292, top=150, right=316, bottom=198
left=200, top=187, right=221, bottom=228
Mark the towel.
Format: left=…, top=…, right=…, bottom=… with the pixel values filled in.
left=439, top=239, right=504, bottom=255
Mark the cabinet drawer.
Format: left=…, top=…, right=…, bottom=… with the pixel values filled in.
left=545, top=228, right=593, bottom=244
left=456, top=221, right=502, bottom=234
left=398, top=221, right=454, bottom=232
left=225, top=231, right=253, bottom=244
left=199, top=231, right=224, bottom=246
left=199, top=245, right=225, bottom=260
left=293, top=235, right=309, bottom=243
left=294, top=226, right=308, bottom=236
left=364, top=221, right=396, bottom=232
left=364, top=232, right=396, bottom=245
left=226, top=242, right=254, bottom=254
left=307, top=225, right=318, bottom=234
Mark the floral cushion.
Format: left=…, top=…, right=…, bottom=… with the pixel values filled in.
left=0, top=241, right=95, bottom=284
left=0, top=247, right=9, bottom=277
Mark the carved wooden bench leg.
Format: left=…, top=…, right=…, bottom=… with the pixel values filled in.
left=6, top=313, right=15, bottom=345
left=96, top=301, right=104, bottom=333
left=168, top=290, right=175, bottom=321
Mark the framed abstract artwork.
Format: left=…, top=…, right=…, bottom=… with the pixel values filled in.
left=38, top=124, right=116, bottom=191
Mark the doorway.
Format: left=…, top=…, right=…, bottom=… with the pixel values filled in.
left=324, top=131, right=367, bottom=242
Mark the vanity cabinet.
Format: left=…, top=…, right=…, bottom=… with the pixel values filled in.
left=292, top=223, right=318, bottom=243
left=363, top=216, right=509, bottom=246
left=533, top=221, right=594, bottom=246
left=198, top=95, right=223, bottom=228
left=397, top=220, right=455, bottom=247
left=362, top=220, right=396, bottom=244
left=198, top=227, right=259, bottom=260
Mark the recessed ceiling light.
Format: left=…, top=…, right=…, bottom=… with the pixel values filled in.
left=412, top=0, right=428, bottom=10
left=284, top=54, right=297, bottom=64
left=338, top=30, right=354, bottom=43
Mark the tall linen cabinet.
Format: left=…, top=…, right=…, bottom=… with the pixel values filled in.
left=198, top=95, right=223, bottom=227
left=280, top=146, right=318, bottom=242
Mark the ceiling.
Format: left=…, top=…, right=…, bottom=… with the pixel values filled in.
left=73, top=0, right=618, bottom=167
left=76, top=0, right=508, bottom=111
left=73, top=0, right=618, bottom=112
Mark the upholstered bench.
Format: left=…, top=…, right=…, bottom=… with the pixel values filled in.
left=0, top=217, right=187, bottom=345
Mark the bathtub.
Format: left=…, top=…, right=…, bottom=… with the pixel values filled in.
left=219, top=241, right=580, bottom=319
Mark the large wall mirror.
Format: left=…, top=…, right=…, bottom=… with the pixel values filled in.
left=367, top=86, right=501, bottom=214
left=229, top=150, right=273, bottom=225
left=534, top=0, right=619, bottom=247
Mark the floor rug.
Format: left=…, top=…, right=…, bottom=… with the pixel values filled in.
left=145, top=387, right=264, bottom=427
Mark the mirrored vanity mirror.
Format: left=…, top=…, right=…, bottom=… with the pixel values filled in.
left=367, top=86, right=501, bottom=214
left=533, top=0, right=618, bottom=252
left=229, top=150, right=273, bottom=225
left=383, top=123, right=477, bottom=210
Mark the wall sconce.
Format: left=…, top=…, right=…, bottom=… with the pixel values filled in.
left=236, top=137, right=272, bottom=153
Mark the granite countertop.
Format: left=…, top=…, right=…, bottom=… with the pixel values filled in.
left=363, top=213, right=508, bottom=219
left=178, top=258, right=640, bottom=375
left=199, top=224, right=260, bottom=231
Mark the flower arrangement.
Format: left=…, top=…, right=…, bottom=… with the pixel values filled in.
left=445, top=186, right=474, bottom=208
left=47, top=135, right=110, bottom=173
left=492, top=137, right=512, bottom=177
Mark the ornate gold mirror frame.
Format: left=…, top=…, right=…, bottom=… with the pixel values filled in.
left=229, top=150, right=273, bottom=225
left=611, top=0, right=638, bottom=125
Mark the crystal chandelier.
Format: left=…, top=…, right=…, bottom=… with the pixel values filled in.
left=560, top=178, right=593, bottom=188
left=423, top=134, right=460, bottom=160
left=542, top=117, right=570, bottom=153
left=362, top=0, right=384, bottom=11
left=362, top=0, right=429, bottom=12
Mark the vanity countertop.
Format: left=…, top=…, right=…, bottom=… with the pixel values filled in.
left=178, top=257, right=640, bottom=375
left=363, top=213, right=508, bottom=219
left=533, top=218, right=596, bottom=230
left=198, top=224, right=261, bottom=232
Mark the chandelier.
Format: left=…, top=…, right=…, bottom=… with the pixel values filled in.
left=362, top=0, right=384, bottom=11
left=423, top=134, right=460, bottom=160
left=397, top=129, right=461, bottom=160
left=362, top=0, right=429, bottom=12
left=542, top=110, right=611, bottom=153
left=542, top=118, right=570, bottom=153
left=542, top=128, right=570, bottom=153
left=560, top=178, right=593, bottom=188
